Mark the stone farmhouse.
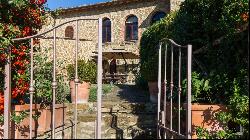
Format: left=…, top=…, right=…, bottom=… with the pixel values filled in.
left=39, top=0, right=183, bottom=84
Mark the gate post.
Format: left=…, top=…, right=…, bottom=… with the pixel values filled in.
left=157, top=42, right=162, bottom=139
left=29, top=38, right=35, bottom=139
left=4, top=46, right=11, bottom=139
left=186, top=45, right=192, bottom=139
left=96, top=17, right=103, bottom=139
left=74, top=19, right=80, bottom=139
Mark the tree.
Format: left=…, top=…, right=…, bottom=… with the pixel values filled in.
left=0, top=0, right=47, bottom=113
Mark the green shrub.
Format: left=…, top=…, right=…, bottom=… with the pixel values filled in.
left=140, top=0, right=248, bottom=138
left=34, top=48, right=70, bottom=106
left=182, top=72, right=212, bottom=103
left=66, top=60, right=97, bottom=84
left=89, top=84, right=113, bottom=102
left=135, top=72, right=148, bottom=91
left=140, top=0, right=248, bottom=83
left=140, top=12, right=177, bottom=82
left=0, top=111, right=29, bottom=125
left=196, top=126, right=239, bottom=139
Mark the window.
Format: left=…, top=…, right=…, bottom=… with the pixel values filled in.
left=102, top=18, right=111, bottom=43
left=65, top=26, right=74, bottom=38
left=151, top=11, right=166, bottom=25
left=125, top=15, right=138, bottom=41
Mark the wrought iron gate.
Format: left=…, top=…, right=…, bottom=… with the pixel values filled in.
left=157, top=39, right=192, bottom=139
left=4, top=18, right=103, bottom=139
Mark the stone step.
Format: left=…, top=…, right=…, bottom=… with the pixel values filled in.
left=68, top=113, right=156, bottom=124
left=65, top=102, right=157, bottom=115
left=36, top=116, right=156, bottom=139
left=35, top=101, right=157, bottom=139
left=64, top=113, right=157, bottom=128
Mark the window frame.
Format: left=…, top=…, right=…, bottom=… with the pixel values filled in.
left=65, top=26, right=74, bottom=39
left=102, top=18, right=111, bottom=43
left=151, top=11, right=167, bottom=25
left=125, top=15, right=138, bottom=41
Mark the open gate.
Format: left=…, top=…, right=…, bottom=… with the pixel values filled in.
left=156, top=39, right=192, bottom=139
left=4, top=18, right=103, bottom=139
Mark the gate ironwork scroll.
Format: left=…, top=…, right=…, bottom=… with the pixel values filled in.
left=4, top=18, right=103, bottom=139
left=157, top=39, right=192, bottom=139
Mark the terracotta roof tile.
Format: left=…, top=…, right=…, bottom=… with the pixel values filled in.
left=59, top=0, right=154, bottom=13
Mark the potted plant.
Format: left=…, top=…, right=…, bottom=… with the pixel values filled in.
left=0, top=75, right=69, bottom=139
left=160, top=72, right=229, bottom=139
left=66, top=60, right=97, bottom=103
left=32, top=51, right=70, bottom=134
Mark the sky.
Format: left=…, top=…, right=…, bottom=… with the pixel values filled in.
left=46, top=0, right=110, bottom=10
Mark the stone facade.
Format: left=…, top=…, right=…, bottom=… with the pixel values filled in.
left=39, top=0, right=183, bottom=84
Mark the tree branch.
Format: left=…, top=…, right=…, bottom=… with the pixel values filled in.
left=193, top=23, right=248, bottom=55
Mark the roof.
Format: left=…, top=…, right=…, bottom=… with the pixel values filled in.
left=59, top=0, right=154, bottom=13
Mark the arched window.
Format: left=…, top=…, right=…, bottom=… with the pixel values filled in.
left=65, top=26, right=74, bottom=38
left=151, top=11, right=166, bottom=25
left=125, top=15, right=138, bottom=41
left=102, top=18, right=111, bottom=43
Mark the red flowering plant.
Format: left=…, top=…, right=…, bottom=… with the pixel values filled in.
left=0, top=0, right=47, bottom=114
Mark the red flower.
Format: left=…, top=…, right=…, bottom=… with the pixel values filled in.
left=0, top=54, right=6, bottom=61
left=20, top=45, right=27, bottom=51
left=17, top=70, right=25, bottom=75
left=13, top=61, right=24, bottom=67
left=11, top=48, right=18, bottom=54
left=24, top=82, right=29, bottom=88
left=241, top=12, right=249, bottom=22
left=30, top=0, right=36, bottom=4
left=16, top=56, right=22, bottom=61
left=29, top=0, right=47, bottom=6
left=22, top=26, right=32, bottom=37
left=36, top=0, right=47, bottom=5
left=1, top=0, right=46, bottom=114
left=18, top=51, right=26, bottom=56
left=18, top=78, right=24, bottom=84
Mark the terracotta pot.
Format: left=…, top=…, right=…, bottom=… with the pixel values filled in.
left=0, top=104, right=66, bottom=139
left=70, top=80, right=90, bottom=103
left=37, top=104, right=66, bottom=132
left=188, top=103, right=227, bottom=139
left=164, top=102, right=227, bottom=139
left=12, top=104, right=40, bottom=139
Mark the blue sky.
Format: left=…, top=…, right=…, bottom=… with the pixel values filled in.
left=46, top=0, right=110, bottom=10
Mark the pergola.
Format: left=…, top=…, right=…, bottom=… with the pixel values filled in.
left=92, top=49, right=139, bottom=71
left=92, top=49, right=139, bottom=83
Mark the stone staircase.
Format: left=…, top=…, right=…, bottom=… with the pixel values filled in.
left=36, top=102, right=157, bottom=139
left=69, top=102, right=157, bottom=139
left=36, top=85, right=156, bottom=139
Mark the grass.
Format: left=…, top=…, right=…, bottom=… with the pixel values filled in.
left=89, top=84, right=114, bottom=102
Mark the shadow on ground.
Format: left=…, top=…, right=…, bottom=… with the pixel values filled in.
left=103, top=84, right=157, bottom=139
left=110, top=84, right=150, bottom=103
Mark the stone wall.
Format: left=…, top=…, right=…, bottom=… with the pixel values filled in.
left=38, top=0, right=183, bottom=84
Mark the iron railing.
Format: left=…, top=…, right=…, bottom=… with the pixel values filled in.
left=4, top=18, right=103, bottom=139
left=157, top=39, right=192, bottom=139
